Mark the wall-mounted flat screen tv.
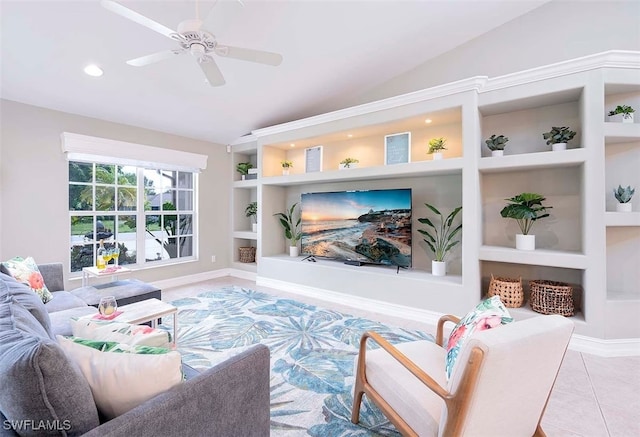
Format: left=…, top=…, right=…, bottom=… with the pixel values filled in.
left=300, top=188, right=412, bottom=267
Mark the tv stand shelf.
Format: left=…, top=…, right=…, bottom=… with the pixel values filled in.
left=230, top=51, right=640, bottom=341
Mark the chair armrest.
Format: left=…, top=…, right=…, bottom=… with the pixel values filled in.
left=360, top=331, right=449, bottom=400
left=81, top=344, right=271, bottom=437
left=436, top=314, right=461, bottom=347
left=38, top=263, right=65, bottom=292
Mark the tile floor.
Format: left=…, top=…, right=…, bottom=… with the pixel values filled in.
left=162, top=276, right=640, bottom=437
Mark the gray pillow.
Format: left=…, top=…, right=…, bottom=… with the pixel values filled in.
left=1, top=274, right=53, bottom=339
left=0, top=293, right=100, bottom=436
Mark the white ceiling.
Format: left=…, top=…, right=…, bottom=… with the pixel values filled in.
left=0, top=0, right=549, bottom=145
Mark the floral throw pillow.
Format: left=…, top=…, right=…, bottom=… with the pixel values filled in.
left=445, top=295, right=513, bottom=380
left=2, top=256, right=53, bottom=304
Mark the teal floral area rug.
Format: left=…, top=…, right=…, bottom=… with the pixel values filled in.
left=161, top=286, right=433, bottom=436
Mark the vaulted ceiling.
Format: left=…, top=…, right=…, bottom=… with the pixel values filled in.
left=1, top=0, right=549, bottom=144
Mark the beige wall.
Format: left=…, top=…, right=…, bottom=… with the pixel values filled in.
left=0, top=99, right=230, bottom=287
left=350, top=0, right=640, bottom=106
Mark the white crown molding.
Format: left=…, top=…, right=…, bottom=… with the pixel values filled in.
left=250, top=76, right=487, bottom=139
left=482, top=50, right=640, bottom=92
left=230, top=134, right=257, bottom=146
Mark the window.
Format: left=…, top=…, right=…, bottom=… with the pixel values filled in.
left=69, top=162, right=197, bottom=272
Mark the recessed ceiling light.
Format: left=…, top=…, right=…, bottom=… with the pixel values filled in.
left=290, top=143, right=295, bottom=147
left=84, top=64, right=103, bottom=77
left=347, top=134, right=353, bottom=138
left=425, top=119, right=432, bottom=124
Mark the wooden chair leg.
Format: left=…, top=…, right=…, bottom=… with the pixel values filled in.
left=533, top=424, right=547, bottom=437
left=351, top=367, right=365, bottom=424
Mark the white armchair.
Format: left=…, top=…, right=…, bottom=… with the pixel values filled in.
left=351, top=314, right=574, bottom=436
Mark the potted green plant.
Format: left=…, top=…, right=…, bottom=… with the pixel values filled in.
left=485, top=134, right=509, bottom=157
left=339, top=157, right=359, bottom=169
left=500, top=193, right=552, bottom=251
left=608, top=105, right=635, bottom=123
left=417, top=203, right=462, bottom=276
left=614, top=185, right=635, bottom=212
left=274, top=202, right=302, bottom=256
left=281, top=160, right=293, bottom=175
left=236, top=162, right=253, bottom=180
left=542, top=126, right=576, bottom=151
left=245, top=201, right=258, bottom=232
left=428, top=137, right=447, bottom=160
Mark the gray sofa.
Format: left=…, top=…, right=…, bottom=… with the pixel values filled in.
left=0, top=271, right=271, bottom=436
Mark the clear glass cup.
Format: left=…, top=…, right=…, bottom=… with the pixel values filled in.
left=98, top=296, right=117, bottom=317
left=112, top=246, right=120, bottom=266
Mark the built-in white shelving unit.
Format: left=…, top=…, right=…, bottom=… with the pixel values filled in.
left=229, top=51, right=640, bottom=341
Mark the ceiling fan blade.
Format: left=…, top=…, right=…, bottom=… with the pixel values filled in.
left=215, top=45, right=283, bottom=66
left=101, top=0, right=176, bottom=39
left=126, top=49, right=186, bottom=67
left=199, top=57, right=226, bottom=86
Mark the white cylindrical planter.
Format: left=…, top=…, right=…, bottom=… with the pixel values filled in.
left=623, top=114, right=634, bottom=123
left=289, top=246, right=299, bottom=257
left=616, top=202, right=632, bottom=212
left=552, top=143, right=567, bottom=152
left=432, top=260, right=446, bottom=276
left=516, top=234, right=536, bottom=251
left=432, top=152, right=443, bottom=160
left=491, top=150, right=504, bottom=157
left=610, top=114, right=634, bottom=123
left=241, top=175, right=246, bottom=180
left=282, top=169, right=290, bottom=176
left=252, top=223, right=258, bottom=232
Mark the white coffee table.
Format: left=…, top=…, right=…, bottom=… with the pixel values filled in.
left=82, top=265, right=131, bottom=286
left=115, top=298, right=178, bottom=347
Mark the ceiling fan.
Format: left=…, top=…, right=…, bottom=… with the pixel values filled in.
left=100, top=0, right=283, bottom=86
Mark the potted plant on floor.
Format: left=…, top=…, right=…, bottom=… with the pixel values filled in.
left=236, top=162, right=253, bottom=180
left=339, top=157, right=359, bottom=169
left=485, top=134, right=509, bottom=157
left=500, top=192, right=552, bottom=251
left=245, top=201, right=258, bottom=232
left=428, top=137, right=447, bottom=160
left=542, top=126, right=576, bottom=151
left=417, top=203, right=462, bottom=276
left=281, top=160, right=293, bottom=176
left=274, top=202, right=302, bottom=256
left=608, top=105, right=635, bottom=123
left=614, top=185, right=635, bottom=212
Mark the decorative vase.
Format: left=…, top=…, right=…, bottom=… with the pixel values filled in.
left=551, top=143, right=567, bottom=152
left=282, top=169, right=290, bottom=176
left=623, top=113, right=634, bottom=123
left=289, top=246, right=299, bottom=257
left=252, top=223, right=258, bottom=232
left=432, top=260, right=446, bottom=276
left=432, top=152, right=443, bottom=160
left=616, top=202, right=632, bottom=212
left=609, top=114, right=634, bottom=123
left=516, top=234, right=535, bottom=251
left=339, top=163, right=358, bottom=170
left=491, top=150, right=504, bottom=157
left=241, top=175, right=246, bottom=180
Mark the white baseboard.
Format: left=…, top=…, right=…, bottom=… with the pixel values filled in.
left=150, top=268, right=233, bottom=290
left=569, top=335, right=640, bottom=357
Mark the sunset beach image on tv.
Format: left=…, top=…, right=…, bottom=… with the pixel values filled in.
left=300, top=189, right=412, bottom=267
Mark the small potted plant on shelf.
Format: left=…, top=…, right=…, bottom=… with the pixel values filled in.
left=281, top=160, right=293, bottom=175
left=428, top=137, right=447, bottom=160
left=236, top=162, right=253, bottom=180
left=417, top=203, right=462, bottom=276
left=339, top=157, right=359, bottom=169
left=245, top=201, right=258, bottom=232
left=274, top=202, right=302, bottom=257
left=485, top=134, right=509, bottom=157
left=614, top=185, right=635, bottom=212
left=500, top=193, right=552, bottom=251
left=542, top=126, right=576, bottom=151
left=608, top=105, right=635, bottom=123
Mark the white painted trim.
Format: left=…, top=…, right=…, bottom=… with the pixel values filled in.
left=255, top=276, right=443, bottom=327
left=228, top=268, right=258, bottom=281
left=150, top=268, right=232, bottom=290
left=569, top=334, right=640, bottom=357
left=61, top=132, right=208, bottom=171
left=251, top=76, right=487, bottom=138
left=230, top=134, right=257, bottom=146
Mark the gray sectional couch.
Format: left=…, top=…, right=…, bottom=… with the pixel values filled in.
left=0, top=269, right=271, bottom=436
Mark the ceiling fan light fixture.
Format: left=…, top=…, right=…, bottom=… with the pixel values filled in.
left=83, top=64, right=104, bottom=77
left=190, top=43, right=206, bottom=58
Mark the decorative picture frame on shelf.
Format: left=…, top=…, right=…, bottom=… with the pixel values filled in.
left=384, top=132, right=411, bottom=165
left=305, top=146, right=323, bottom=173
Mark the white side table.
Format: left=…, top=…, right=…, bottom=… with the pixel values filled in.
left=82, top=266, right=131, bottom=286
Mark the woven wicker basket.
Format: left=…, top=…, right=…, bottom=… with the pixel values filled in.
left=530, top=280, right=574, bottom=317
left=238, top=246, right=256, bottom=263
left=487, top=274, right=524, bottom=308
